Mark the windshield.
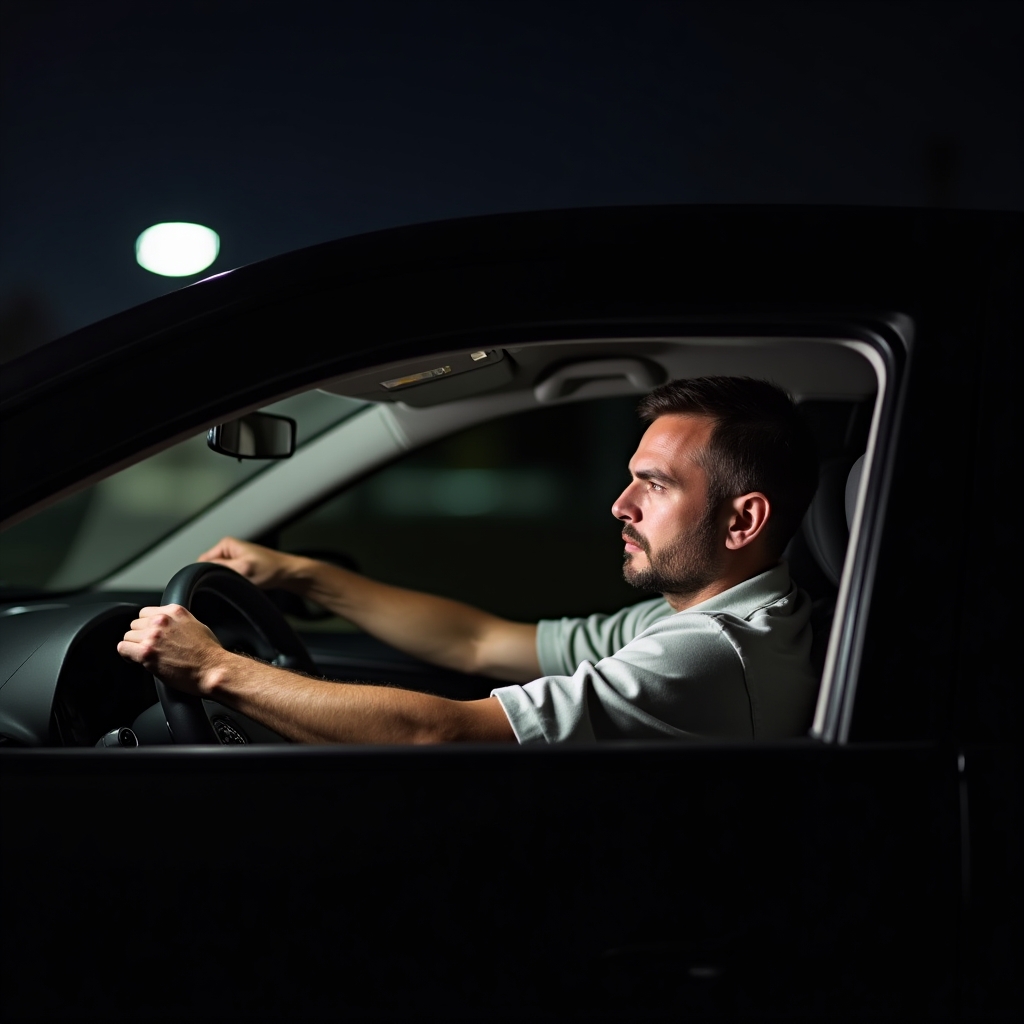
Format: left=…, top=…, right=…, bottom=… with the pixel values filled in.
left=0, top=391, right=366, bottom=594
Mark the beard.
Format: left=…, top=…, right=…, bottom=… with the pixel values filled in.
left=622, top=501, right=722, bottom=600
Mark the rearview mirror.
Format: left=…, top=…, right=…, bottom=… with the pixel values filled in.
left=207, top=412, right=296, bottom=459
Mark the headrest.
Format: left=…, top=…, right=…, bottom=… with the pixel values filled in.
left=802, top=455, right=865, bottom=588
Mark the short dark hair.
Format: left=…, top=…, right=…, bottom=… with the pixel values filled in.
left=637, top=376, right=818, bottom=556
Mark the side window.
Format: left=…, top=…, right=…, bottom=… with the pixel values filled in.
left=276, top=397, right=652, bottom=622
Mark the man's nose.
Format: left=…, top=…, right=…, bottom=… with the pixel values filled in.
left=612, top=484, right=639, bottom=522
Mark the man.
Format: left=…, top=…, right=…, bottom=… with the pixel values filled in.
left=117, top=376, right=820, bottom=744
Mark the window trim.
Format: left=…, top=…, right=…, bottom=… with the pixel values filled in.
left=811, top=316, right=913, bottom=743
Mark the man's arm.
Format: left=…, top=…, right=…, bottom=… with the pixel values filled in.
left=117, top=604, right=516, bottom=744
left=198, top=537, right=540, bottom=683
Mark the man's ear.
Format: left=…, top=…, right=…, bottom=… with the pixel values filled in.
left=723, top=492, right=771, bottom=550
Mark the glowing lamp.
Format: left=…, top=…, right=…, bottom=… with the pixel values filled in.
left=135, top=222, right=220, bottom=277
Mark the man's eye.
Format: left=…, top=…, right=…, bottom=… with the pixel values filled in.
left=648, top=481, right=664, bottom=492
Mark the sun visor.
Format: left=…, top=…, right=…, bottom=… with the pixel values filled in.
left=319, top=348, right=514, bottom=407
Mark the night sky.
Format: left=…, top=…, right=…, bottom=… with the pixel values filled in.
left=1, top=0, right=1021, bottom=361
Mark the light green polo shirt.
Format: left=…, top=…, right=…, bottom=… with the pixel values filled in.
left=491, top=562, right=816, bottom=744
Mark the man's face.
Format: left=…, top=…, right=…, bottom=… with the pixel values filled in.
left=612, top=413, right=723, bottom=600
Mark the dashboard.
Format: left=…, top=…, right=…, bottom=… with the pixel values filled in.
left=0, top=592, right=496, bottom=747
left=49, top=608, right=156, bottom=745
left=0, top=602, right=151, bottom=746
left=0, top=598, right=288, bottom=746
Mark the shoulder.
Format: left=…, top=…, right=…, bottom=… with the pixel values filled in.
left=614, top=607, right=742, bottom=672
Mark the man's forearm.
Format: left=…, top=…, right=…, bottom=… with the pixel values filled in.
left=285, top=559, right=538, bottom=681
left=204, top=651, right=516, bottom=744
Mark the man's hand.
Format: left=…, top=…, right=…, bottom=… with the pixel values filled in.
left=197, top=536, right=305, bottom=590
left=117, top=604, right=229, bottom=696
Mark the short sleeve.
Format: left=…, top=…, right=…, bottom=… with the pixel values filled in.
left=495, top=612, right=753, bottom=744
left=535, top=597, right=674, bottom=676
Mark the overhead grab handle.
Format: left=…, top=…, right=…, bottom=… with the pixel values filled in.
left=533, top=358, right=665, bottom=403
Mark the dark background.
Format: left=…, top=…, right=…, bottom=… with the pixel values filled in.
left=1, top=0, right=1022, bottom=363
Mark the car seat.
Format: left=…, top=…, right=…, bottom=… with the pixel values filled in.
left=785, top=454, right=866, bottom=678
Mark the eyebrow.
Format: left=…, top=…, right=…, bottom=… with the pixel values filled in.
left=633, top=468, right=677, bottom=485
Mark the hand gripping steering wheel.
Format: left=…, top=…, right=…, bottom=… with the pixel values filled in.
left=155, top=562, right=316, bottom=744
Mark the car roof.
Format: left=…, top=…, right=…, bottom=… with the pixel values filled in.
left=1, top=204, right=1019, bottom=527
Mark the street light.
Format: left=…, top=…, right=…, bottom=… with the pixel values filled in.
left=135, top=222, right=220, bottom=277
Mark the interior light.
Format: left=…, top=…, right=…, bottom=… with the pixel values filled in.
left=135, top=222, right=220, bottom=277
left=381, top=366, right=452, bottom=390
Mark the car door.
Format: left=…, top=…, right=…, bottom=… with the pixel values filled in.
left=0, top=707, right=958, bottom=1020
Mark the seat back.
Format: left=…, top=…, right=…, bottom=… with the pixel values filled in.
left=804, top=458, right=852, bottom=587
left=799, top=454, right=865, bottom=678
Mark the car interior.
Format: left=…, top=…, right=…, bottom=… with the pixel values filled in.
left=0, top=334, right=883, bottom=748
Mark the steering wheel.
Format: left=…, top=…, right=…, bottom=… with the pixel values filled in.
left=154, top=562, right=315, bottom=744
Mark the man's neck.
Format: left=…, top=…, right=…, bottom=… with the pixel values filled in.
left=662, top=560, right=779, bottom=612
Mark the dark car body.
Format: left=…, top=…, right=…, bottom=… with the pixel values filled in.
left=1, top=206, right=1021, bottom=1022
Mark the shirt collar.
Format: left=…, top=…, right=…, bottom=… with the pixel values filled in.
left=681, top=562, right=794, bottom=620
